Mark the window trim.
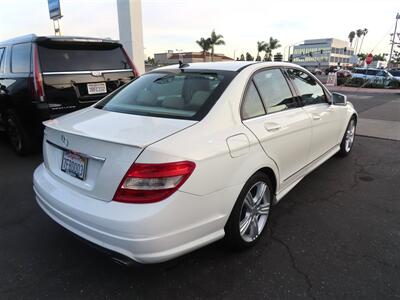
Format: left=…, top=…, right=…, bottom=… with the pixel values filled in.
left=240, top=67, right=301, bottom=120
left=10, top=42, right=32, bottom=74
left=283, top=67, right=331, bottom=107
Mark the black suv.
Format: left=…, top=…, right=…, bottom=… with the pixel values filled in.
left=0, top=34, right=139, bottom=154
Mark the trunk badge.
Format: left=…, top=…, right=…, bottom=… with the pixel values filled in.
left=61, top=135, right=69, bottom=147
left=91, top=71, right=103, bottom=77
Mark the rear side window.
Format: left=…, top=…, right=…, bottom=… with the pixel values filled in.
left=0, top=48, right=5, bottom=73
left=253, top=69, right=297, bottom=114
left=11, top=43, right=31, bottom=73
left=97, top=71, right=231, bottom=120
left=367, top=69, right=378, bottom=76
left=38, top=43, right=130, bottom=72
left=241, top=82, right=266, bottom=119
left=287, top=69, right=327, bottom=106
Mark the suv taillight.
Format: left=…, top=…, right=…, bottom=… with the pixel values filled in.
left=33, top=44, right=45, bottom=101
left=121, top=46, right=140, bottom=78
left=113, top=161, right=196, bottom=203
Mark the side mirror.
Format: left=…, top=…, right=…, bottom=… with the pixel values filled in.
left=331, top=92, right=347, bottom=105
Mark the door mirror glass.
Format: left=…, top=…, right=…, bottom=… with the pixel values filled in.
left=332, top=92, right=347, bottom=105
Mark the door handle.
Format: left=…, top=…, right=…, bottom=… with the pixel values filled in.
left=264, top=123, right=281, bottom=132
left=312, top=114, right=321, bottom=120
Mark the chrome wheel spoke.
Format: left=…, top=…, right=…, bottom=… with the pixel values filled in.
left=249, top=218, right=259, bottom=239
left=244, top=193, right=254, bottom=210
left=240, top=215, right=252, bottom=235
left=254, top=182, right=267, bottom=206
left=257, top=203, right=270, bottom=215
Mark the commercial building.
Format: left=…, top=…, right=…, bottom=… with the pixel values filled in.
left=154, top=51, right=233, bottom=65
left=292, top=38, right=355, bottom=70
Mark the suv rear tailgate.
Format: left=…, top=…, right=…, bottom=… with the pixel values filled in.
left=37, top=40, right=135, bottom=115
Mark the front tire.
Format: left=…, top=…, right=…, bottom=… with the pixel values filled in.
left=225, top=172, right=273, bottom=249
left=338, top=116, right=356, bottom=157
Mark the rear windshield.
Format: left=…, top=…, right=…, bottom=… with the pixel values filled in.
left=38, top=43, right=130, bottom=72
left=96, top=70, right=235, bottom=120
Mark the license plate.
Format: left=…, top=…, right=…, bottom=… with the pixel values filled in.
left=87, top=82, right=107, bottom=95
left=61, top=151, right=88, bottom=180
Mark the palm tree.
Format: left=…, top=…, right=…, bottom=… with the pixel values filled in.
left=209, top=30, right=225, bottom=61
left=354, top=29, right=363, bottom=54
left=357, top=28, right=368, bottom=54
left=265, top=37, right=281, bottom=61
left=256, top=41, right=267, bottom=61
left=196, top=37, right=212, bottom=61
left=348, top=31, right=355, bottom=47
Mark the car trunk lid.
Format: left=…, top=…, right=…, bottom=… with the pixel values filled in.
left=43, top=108, right=196, bottom=201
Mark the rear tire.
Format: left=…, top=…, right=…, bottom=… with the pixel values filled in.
left=4, top=110, right=35, bottom=155
left=225, top=172, right=273, bottom=249
left=338, top=116, right=356, bottom=157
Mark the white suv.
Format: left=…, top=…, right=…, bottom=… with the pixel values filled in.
left=33, top=62, right=357, bottom=264
left=352, top=67, right=393, bottom=81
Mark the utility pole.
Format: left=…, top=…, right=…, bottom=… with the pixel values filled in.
left=388, top=13, right=400, bottom=68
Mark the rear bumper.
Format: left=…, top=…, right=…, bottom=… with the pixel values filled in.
left=33, top=163, right=240, bottom=263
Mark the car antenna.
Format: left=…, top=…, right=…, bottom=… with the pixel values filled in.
left=179, top=60, right=189, bottom=69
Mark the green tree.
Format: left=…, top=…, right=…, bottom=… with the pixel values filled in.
left=255, top=55, right=261, bottom=61
left=348, top=31, right=356, bottom=47
left=209, top=30, right=225, bottom=61
left=372, top=53, right=387, bottom=61
left=265, top=37, right=281, bottom=61
left=256, top=41, right=267, bottom=60
left=246, top=52, right=254, bottom=61
left=357, top=53, right=367, bottom=61
left=357, top=28, right=368, bottom=54
left=354, top=29, right=363, bottom=54
left=196, top=37, right=212, bottom=62
left=239, top=54, right=245, bottom=61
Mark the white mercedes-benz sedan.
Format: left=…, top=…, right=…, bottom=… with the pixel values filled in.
left=33, top=62, right=357, bottom=264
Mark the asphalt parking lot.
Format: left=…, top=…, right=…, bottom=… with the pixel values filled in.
left=1, top=92, right=399, bottom=299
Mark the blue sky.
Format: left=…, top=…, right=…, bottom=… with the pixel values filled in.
left=1, top=0, right=399, bottom=59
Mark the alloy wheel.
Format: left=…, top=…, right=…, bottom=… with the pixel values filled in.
left=345, top=120, right=355, bottom=152
left=239, top=181, right=271, bottom=243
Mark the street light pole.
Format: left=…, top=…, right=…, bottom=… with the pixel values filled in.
left=388, top=13, right=400, bottom=68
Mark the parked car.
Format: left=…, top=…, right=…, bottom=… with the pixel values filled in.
left=0, top=34, right=139, bottom=155
left=351, top=67, right=393, bottom=81
left=33, top=62, right=357, bottom=265
left=336, top=69, right=352, bottom=78
left=388, top=69, right=400, bottom=81
left=311, top=67, right=323, bottom=75
left=324, top=66, right=339, bottom=75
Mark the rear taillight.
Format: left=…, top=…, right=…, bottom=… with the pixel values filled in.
left=33, top=44, right=45, bottom=101
left=121, top=46, right=140, bottom=78
left=113, top=161, right=196, bottom=204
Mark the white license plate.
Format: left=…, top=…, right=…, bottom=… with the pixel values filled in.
left=61, top=151, right=88, bottom=180
left=87, top=82, right=107, bottom=95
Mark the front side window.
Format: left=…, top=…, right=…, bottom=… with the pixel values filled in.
left=11, top=43, right=31, bottom=73
left=253, top=69, right=297, bottom=114
left=97, top=71, right=231, bottom=120
left=287, top=69, right=327, bottom=105
left=241, top=81, right=266, bottom=119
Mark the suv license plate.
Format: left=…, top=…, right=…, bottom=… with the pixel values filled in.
left=87, top=82, right=107, bottom=95
left=61, top=151, right=88, bottom=180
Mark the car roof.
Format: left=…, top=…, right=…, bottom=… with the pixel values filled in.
left=152, top=61, right=301, bottom=73
left=0, top=34, right=119, bottom=46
